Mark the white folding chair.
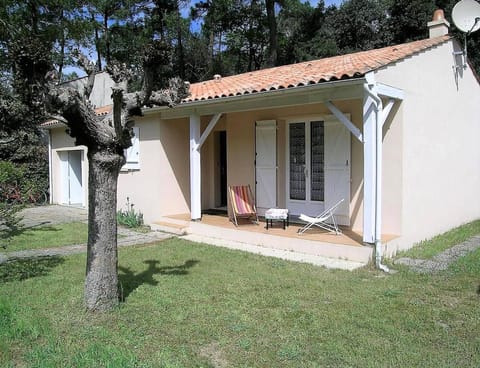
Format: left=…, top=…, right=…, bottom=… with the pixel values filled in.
left=297, top=199, right=344, bottom=235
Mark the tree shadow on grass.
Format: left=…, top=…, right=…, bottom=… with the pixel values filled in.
left=118, top=259, right=199, bottom=301
left=0, top=256, right=64, bottom=283
left=2, top=223, right=61, bottom=250
left=13, top=223, right=59, bottom=235
left=6, top=219, right=52, bottom=236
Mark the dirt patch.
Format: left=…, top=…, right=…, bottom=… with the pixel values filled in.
left=199, top=342, right=229, bottom=368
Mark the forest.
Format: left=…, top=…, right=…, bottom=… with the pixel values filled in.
left=1, top=0, right=479, bottom=86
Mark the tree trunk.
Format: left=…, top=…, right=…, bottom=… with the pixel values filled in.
left=92, top=13, right=103, bottom=71
left=176, top=8, right=185, bottom=80
left=46, top=47, right=189, bottom=313
left=58, top=10, right=65, bottom=79
left=265, top=0, right=278, bottom=67
left=84, top=149, right=124, bottom=312
left=104, top=13, right=111, bottom=66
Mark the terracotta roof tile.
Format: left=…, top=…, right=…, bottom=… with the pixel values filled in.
left=185, top=36, right=450, bottom=102
left=41, top=105, right=113, bottom=128
left=94, top=104, right=113, bottom=116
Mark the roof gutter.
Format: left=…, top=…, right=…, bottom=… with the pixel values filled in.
left=143, top=77, right=366, bottom=117
left=40, top=121, right=67, bottom=130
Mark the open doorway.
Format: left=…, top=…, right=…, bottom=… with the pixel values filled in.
left=214, top=130, right=227, bottom=209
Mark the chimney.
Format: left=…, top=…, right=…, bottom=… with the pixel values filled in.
left=427, top=9, right=450, bottom=38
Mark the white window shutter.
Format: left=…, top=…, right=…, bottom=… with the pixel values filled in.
left=123, top=127, right=140, bottom=170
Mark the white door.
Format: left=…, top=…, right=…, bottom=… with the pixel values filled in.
left=60, top=150, right=84, bottom=205
left=255, top=120, right=277, bottom=214
left=287, top=118, right=350, bottom=224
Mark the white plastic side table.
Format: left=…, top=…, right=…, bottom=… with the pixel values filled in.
left=265, top=208, right=289, bottom=230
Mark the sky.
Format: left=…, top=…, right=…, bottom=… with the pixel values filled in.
left=319, top=0, right=343, bottom=6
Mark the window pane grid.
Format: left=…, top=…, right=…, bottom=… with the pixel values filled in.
left=289, top=123, right=306, bottom=200
left=310, top=121, right=324, bottom=201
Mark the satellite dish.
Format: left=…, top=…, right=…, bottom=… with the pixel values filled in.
left=452, top=0, right=480, bottom=34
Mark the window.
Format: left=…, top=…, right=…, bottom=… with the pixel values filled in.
left=289, top=122, right=306, bottom=200
left=123, top=126, right=140, bottom=170
left=310, top=121, right=325, bottom=202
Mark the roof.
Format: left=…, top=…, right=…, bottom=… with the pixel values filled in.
left=41, top=105, right=113, bottom=128
left=185, top=36, right=451, bottom=103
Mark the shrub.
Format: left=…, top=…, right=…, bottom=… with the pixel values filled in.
left=0, top=161, right=47, bottom=205
left=0, top=162, right=27, bottom=248
left=117, top=197, right=144, bottom=228
left=0, top=202, right=23, bottom=249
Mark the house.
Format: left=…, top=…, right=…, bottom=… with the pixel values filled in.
left=44, top=11, right=480, bottom=266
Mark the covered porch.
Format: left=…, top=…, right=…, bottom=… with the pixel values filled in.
left=154, top=71, right=404, bottom=268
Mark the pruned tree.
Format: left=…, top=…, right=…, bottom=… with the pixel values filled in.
left=1, top=0, right=190, bottom=313
left=46, top=42, right=189, bottom=312
left=3, top=0, right=189, bottom=312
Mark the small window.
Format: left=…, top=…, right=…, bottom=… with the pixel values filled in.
left=123, top=126, right=140, bottom=170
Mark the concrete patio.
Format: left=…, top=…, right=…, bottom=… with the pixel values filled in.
left=152, top=213, right=398, bottom=270
left=13, top=205, right=379, bottom=271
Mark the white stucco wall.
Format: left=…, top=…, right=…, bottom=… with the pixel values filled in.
left=376, top=39, right=480, bottom=253
left=48, top=115, right=191, bottom=224
left=67, top=71, right=114, bottom=108
left=117, top=116, right=191, bottom=224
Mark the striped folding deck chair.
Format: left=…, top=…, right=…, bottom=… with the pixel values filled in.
left=228, top=185, right=259, bottom=226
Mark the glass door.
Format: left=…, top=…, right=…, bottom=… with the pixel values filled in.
left=289, top=122, right=306, bottom=202
left=287, top=120, right=325, bottom=216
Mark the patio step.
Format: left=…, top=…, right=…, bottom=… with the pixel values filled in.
left=182, top=233, right=367, bottom=271
left=186, top=221, right=373, bottom=266
left=151, top=217, right=190, bottom=236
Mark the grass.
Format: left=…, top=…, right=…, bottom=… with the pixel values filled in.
left=2, top=222, right=88, bottom=253
left=399, top=219, right=480, bottom=259
left=1, top=222, right=141, bottom=253
left=0, top=235, right=479, bottom=367
left=0, top=222, right=87, bottom=252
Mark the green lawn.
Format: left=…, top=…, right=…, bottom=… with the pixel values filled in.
left=1, top=235, right=479, bottom=367
left=2, top=222, right=88, bottom=252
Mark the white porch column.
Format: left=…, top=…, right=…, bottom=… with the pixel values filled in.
left=190, top=114, right=201, bottom=220
left=47, top=130, right=53, bottom=204
left=363, top=92, right=377, bottom=244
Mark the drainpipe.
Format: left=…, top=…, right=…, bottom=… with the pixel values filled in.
left=363, top=82, right=390, bottom=273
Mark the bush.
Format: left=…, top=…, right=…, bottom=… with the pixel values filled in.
left=0, top=161, right=47, bottom=205
left=117, top=197, right=144, bottom=228
left=0, top=202, right=23, bottom=249
left=0, top=161, right=25, bottom=188
left=0, top=162, right=27, bottom=248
